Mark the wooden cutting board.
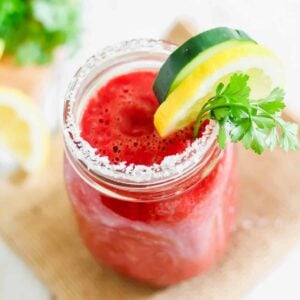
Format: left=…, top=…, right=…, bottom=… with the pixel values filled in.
left=0, top=56, right=52, bottom=99
left=0, top=21, right=299, bottom=300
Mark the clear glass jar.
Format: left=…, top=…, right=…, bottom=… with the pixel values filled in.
left=63, top=39, right=238, bottom=286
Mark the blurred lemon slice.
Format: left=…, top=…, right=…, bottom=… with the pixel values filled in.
left=0, top=87, right=50, bottom=173
left=0, top=39, right=4, bottom=58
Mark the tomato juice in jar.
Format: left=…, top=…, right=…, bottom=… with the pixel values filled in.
left=63, top=39, right=238, bottom=286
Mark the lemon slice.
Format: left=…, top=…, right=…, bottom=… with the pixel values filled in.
left=0, top=87, right=50, bottom=173
left=154, top=42, right=284, bottom=137
left=0, top=39, right=4, bottom=58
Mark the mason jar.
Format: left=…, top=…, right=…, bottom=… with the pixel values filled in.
left=63, top=39, right=238, bottom=286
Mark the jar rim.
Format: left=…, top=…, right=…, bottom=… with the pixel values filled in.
left=63, top=38, right=219, bottom=186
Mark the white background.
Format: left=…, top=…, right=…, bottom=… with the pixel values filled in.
left=1, top=0, right=300, bottom=299
left=79, top=0, right=300, bottom=116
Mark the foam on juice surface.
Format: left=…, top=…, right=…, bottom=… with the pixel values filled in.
left=80, top=71, right=196, bottom=166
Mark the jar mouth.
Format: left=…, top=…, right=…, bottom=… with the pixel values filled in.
left=63, top=38, right=219, bottom=186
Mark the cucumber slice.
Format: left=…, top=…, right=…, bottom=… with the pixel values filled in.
left=154, top=27, right=256, bottom=102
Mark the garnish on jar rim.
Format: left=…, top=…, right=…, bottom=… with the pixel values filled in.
left=193, top=73, right=298, bottom=154
left=153, top=27, right=299, bottom=153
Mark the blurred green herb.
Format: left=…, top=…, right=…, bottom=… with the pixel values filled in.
left=0, top=0, right=80, bottom=65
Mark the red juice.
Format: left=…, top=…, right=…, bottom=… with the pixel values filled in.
left=80, top=71, right=194, bottom=166
left=63, top=40, right=238, bottom=286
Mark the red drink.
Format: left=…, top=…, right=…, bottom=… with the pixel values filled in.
left=63, top=40, right=238, bottom=286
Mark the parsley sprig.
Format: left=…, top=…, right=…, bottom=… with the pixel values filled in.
left=193, top=73, right=299, bottom=154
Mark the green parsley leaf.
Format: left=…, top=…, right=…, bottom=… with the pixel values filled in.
left=216, top=82, right=225, bottom=96
left=193, top=73, right=299, bottom=154
left=252, top=115, right=275, bottom=129
left=280, top=121, right=299, bottom=151
left=221, top=73, right=250, bottom=104
left=212, top=107, right=231, bottom=120
left=217, top=125, right=227, bottom=149
left=265, top=127, right=278, bottom=151
left=255, top=87, right=286, bottom=114
left=230, top=119, right=250, bottom=142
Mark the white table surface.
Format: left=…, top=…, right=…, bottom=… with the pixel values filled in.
left=1, top=0, right=300, bottom=299
left=0, top=240, right=50, bottom=300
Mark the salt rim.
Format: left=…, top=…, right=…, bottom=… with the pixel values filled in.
left=63, top=39, right=219, bottom=183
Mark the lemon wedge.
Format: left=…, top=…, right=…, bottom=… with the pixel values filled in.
left=0, top=39, right=4, bottom=59
left=154, top=42, right=284, bottom=137
left=0, top=87, right=50, bottom=173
